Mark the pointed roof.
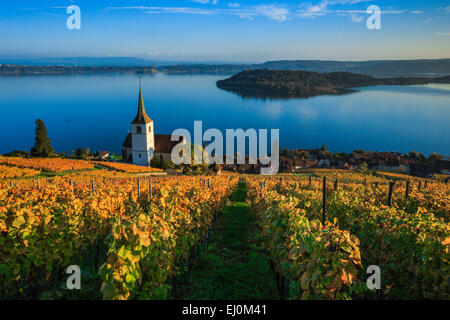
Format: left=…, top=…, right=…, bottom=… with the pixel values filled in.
left=122, top=132, right=132, bottom=148
left=132, top=83, right=152, bottom=125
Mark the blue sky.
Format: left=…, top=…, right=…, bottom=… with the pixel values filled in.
left=0, top=0, right=449, bottom=62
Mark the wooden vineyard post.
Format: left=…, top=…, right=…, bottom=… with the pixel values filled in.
left=309, top=176, right=312, bottom=187
left=387, top=181, right=395, bottom=207
left=149, top=179, right=153, bottom=202
left=94, top=239, right=99, bottom=273
left=208, top=179, right=211, bottom=189
left=322, top=177, right=326, bottom=225
left=37, top=179, right=40, bottom=190
left=91, top=180, right=95, bottom=193
left=137, top=179, right=141, bottom=197
left=69, top=179, right=73, bottom=187
left=405, top=181, right=410, bottom=200
left=418, top=181, right=422, bottom=190
left=334, top=180, right=338, bottom=191
left=9, top=181, right=13, bottom=188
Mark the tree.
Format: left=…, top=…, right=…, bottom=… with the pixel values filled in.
left=210, top=162, right=221, bottom=174
left=299, top=151, right=309, bottom=159
left=166, top=159, right=175, bottom=169
left=82, top=147, right=91, bottom=160
left=74, top=147, right=91, bottom=160
left=193, top=166, right=203, bottom=175
left=429, top=153, right=443, bottom=161
left=74, top=147, right=84, bottom=159
left=408, top=150, right=419, bottom=159
left=160, top=158, right=169, bottom=170
left=150, top=155, right=162, bottom=168
left=182, top=165, right=192, bottom=175
left=31, top=119, right=54, bottom=157
left=358, top=162, right=369, bottom=173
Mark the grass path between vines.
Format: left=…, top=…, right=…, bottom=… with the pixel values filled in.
left=173, top=180, right=279, bottom=300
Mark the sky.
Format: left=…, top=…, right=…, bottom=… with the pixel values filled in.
left=0, top=0, right=449, bottom=62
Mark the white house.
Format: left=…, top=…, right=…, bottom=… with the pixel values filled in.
left=122, top=84, right=185, bottom=166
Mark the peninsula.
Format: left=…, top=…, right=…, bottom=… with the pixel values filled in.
left=216, top=69, right=450, bottom=99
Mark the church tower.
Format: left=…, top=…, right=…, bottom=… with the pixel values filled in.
left=130, top=82, right=155, bottom=166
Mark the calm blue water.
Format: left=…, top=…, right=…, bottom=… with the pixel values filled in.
left=0, top=74, right=449, bottom=156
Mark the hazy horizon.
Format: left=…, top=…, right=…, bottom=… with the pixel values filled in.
left=1, top=56, right=450, bottom=66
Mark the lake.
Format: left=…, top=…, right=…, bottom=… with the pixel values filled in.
left=0, top=74, right=449, bottom=156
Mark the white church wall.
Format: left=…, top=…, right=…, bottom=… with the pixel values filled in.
left=132, top=151, right=149, bottom=166
left=131, top=123, right=155, bottom=166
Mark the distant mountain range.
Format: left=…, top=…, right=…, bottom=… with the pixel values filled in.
left=1, top=57, right=450, bottom=78
left=159, top=59, right=450, bottom=78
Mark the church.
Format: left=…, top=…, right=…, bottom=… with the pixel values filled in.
left=122, top=84, right=185, bottom=166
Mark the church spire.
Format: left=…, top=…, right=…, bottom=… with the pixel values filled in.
left=132, top=78, right=152, bottom=124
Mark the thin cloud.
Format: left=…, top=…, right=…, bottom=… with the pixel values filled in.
left=436, top=32, right=450, bottom=36
left=190, top=0, right=219, bottom=4
left=254, top=5, right=290, bottom=22
left=297, top=0, right=372, bottom=18
left=106, top=5, right=290, bottom=21
left=296, top=0, right=418, bottom=22
left=106, top=6, right=215, bottom=15
left=105, top=2, right=419, bottom=23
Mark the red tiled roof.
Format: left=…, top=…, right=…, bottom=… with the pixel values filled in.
left=155, top=134, right=184, bottom=154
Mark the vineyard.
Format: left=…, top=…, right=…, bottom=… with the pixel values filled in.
left=0, top=157, right=94, bottom=173
left=91, top=161, right=164, bottom=174
left=0, top=164, right=238, bottom=299
left=247, top=175, right=449, bottom=299
left=0, top=158, right=449, bottom=300
left=0, top=165, right=41, bottom=179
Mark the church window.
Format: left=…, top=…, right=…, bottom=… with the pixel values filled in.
left=137, top=126, right=142, bottom=133
left=149, top=126, right=152, bottom=133
left=139, top=153, right=142, bottom=158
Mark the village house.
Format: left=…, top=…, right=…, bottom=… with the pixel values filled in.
left=96, top=151, right=109, bottom=161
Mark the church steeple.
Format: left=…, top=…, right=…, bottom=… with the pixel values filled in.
left=132, top=79, right=152, bottom=124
